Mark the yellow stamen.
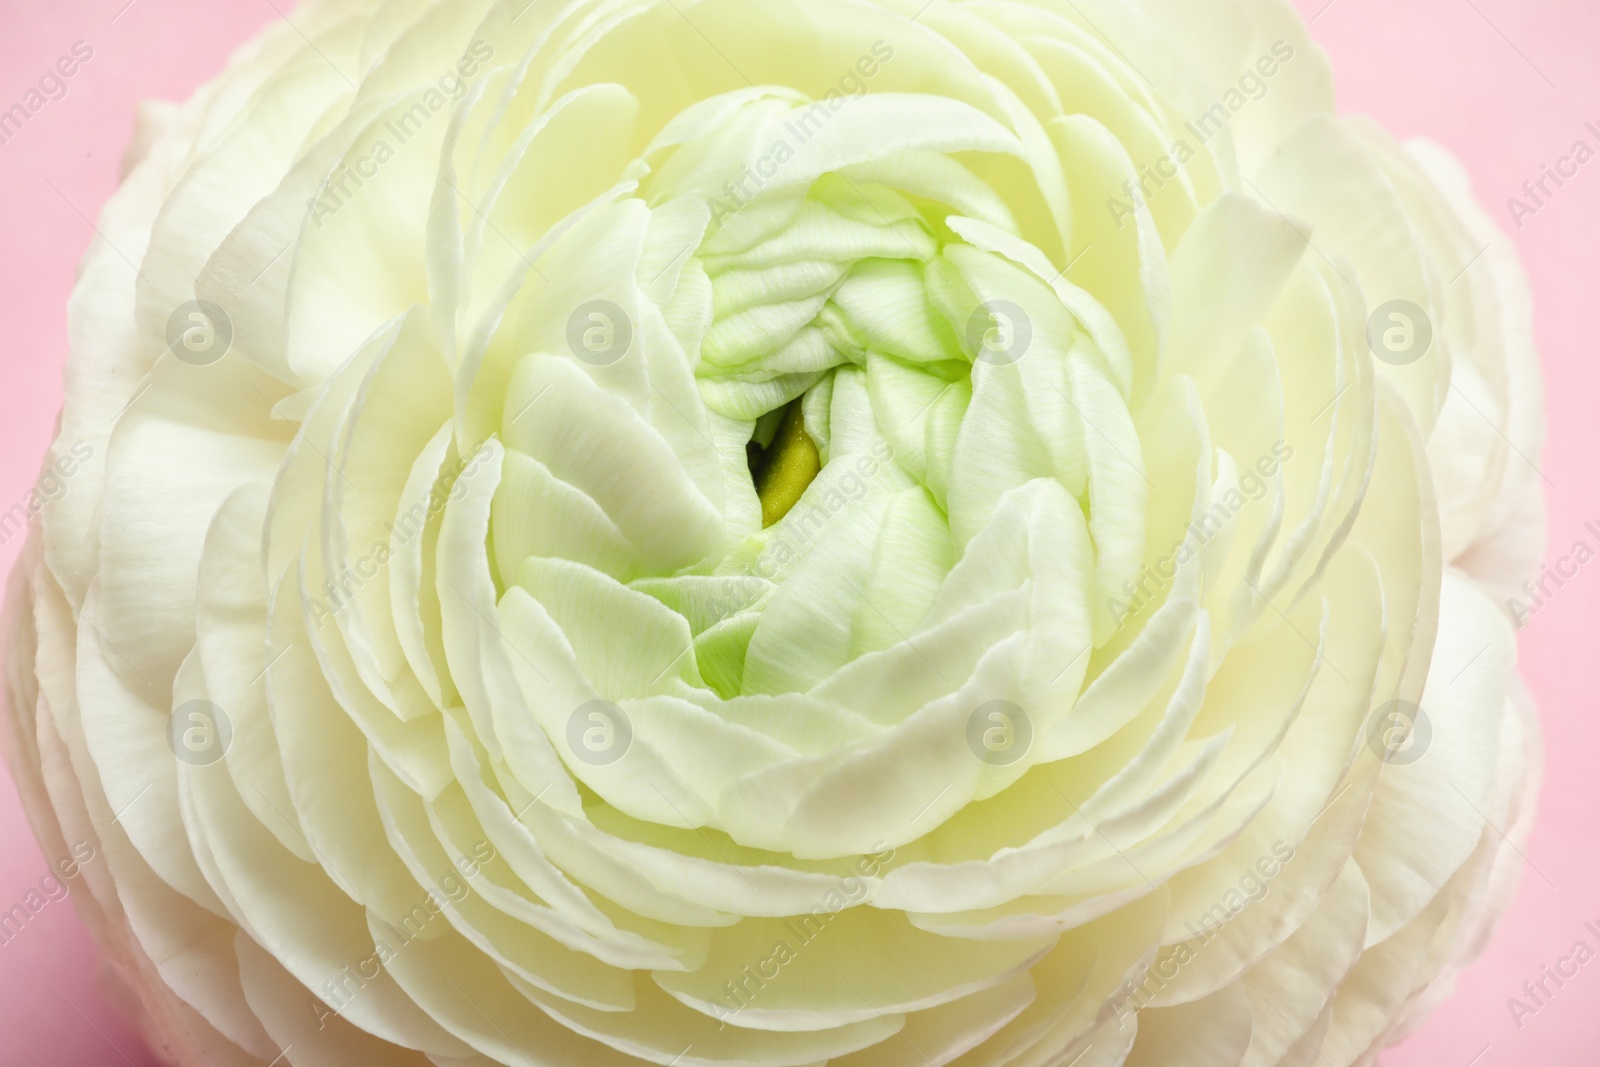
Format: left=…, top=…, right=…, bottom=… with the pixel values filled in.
left=755, top=403, right=820, bottom=528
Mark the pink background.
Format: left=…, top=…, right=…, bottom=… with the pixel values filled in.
left=0, top=1, right=1594, bottom=1064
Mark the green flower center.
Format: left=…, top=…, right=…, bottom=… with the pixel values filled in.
left=748, top=401, right=821, bottom=527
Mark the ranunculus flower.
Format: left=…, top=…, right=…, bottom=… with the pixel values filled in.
left=4, top=0, right=1545, bottom=1064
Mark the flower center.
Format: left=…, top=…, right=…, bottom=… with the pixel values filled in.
left=480, top=86, right=1144, bottom=705
left=682, top=167, right=990, bottom=514
left=747, top=400, right=821, bottom=527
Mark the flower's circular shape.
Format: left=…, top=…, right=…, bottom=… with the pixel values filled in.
left=4, top=1, right=1546, bottom=1065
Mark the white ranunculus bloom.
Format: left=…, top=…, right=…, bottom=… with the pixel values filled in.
left=4, top=0, right=1545, bottom=1064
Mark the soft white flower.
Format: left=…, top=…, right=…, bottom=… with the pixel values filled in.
left=4, top=0, right=1544, bottom=1064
